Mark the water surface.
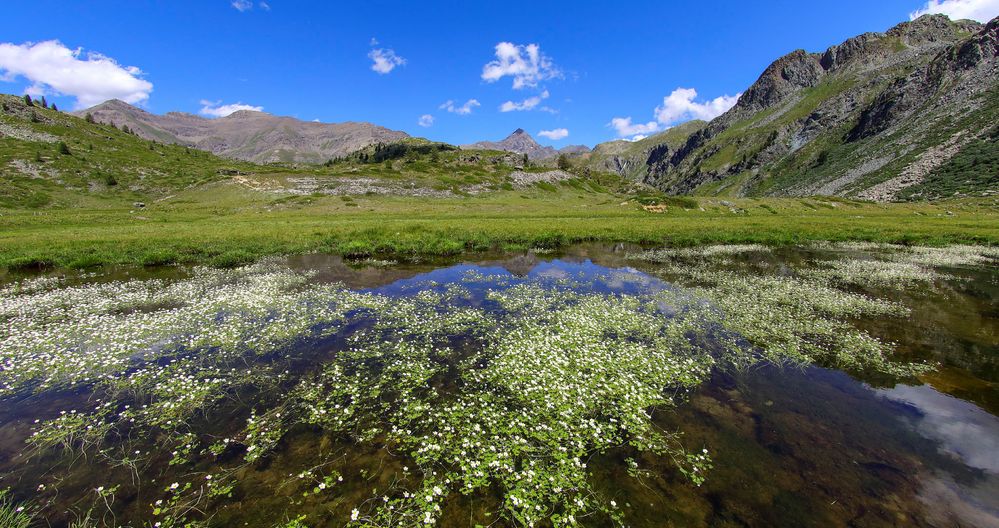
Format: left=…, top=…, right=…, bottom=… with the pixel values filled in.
left=0, top=244, right=996, bottom=527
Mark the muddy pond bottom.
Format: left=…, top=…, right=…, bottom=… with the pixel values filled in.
left=0, top=243, right=997, bottom=527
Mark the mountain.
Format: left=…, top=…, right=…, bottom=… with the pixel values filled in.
left=72, top=100, right=409, bottom=164
left=464, top=129, right=559, bottom=160
left=558, top=145, right=591, bottom=156
left=583, top=121, right=707, bottom=180
left=597, top=15, right=999, bottom=201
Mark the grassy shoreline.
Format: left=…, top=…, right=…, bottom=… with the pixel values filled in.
left=2, top=194, right=997, bottom=271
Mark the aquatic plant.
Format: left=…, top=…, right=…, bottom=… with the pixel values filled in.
left=628, top=244, right=771, bottom=262
left=649, top=261, right=920, bottom=375
left=0, top=490, right=34, bottom=528
left=800, top=258, right=945, bottom=289
left=0, top=250, right=962, bottom=526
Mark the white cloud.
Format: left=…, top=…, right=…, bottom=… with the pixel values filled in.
left=199, top=100, right=263, bottom=117
left=259, top=1, right=270, bottom=10
left=538, top=128, right=569, bottom=140
left=418, top=114, right=434, bottom=127
left=368, top=48, right=405, bottom=74
left=910, top=0, right=999, bottom=21
left=0, top=40, right=153, bottom=109
left=608, top=117, right=659, bottom=138
left=654, top=87, right=740, bottom=125
left=627, top=134, right=648, bottom=142
left=231, top=0, right=253, bottom=11
left=608, top=87, right=740, bottom=139
left=499, top=90, right=550, bottom=112
left=481, top=42, right=561, bottom=89
left=439, top=99, right=480, bottom=115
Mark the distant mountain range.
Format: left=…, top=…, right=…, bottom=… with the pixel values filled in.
left=582, top=14, right=998, bottom=200
left=462, top=128, right=589, bottom=160
left=64, top=13, right=998, bottom=200
left=72, top=100, right=409, bottom=164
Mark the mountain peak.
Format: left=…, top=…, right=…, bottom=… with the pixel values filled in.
left=89, top=99, right=145, bottom=113
left=222, top=109, right=267, bottom=119
left=463, top=128, right=557, bottom=160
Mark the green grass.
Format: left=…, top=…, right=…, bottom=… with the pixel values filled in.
left=1, top=92, right=997, bottom=273
left=2, top=191, right=996, bottom=272
left=0, top=490, right=33, bottom=528
left=899, top=124, right=999, bottom=200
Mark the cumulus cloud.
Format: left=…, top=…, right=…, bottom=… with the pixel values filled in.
left=499, top=90, right=550, bottom=112
left=654, top=88, right=740, bottom=125
left=231, top=0, right=253, bottom=11
left=608, top=117, right=659, bottom=138
left=0, top=40, right=153, bottom=109
left=609, top=87, right=740, bottom=139
left=418, top=114, right=434, bottom=127
left=538, top=128, right=569, bottom=140
left=368, top=48, right=406, bottom=74
left=439, top=99, right=480, bottom=115
left=482, top=42, right=561, bottom=89
left=910, top=0, right=999, bottom=21
left=199, top=100, right=263, bottom=117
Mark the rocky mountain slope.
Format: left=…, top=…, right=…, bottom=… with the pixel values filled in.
left=581, top=120, right=706, bottom=180
left=597, top=14, right=998, bottom=201
left=463, top=129, right=559, bottom=160
left=72, top=100, right=409, bottom=164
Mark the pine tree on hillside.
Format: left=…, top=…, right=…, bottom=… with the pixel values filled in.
left=24, top=94, right=33, bottom=106
left=41, top=96, right=48, bottom=109
left=51, top=103, right=58, bottom=112
left=85, top=113, right=95, bottom=123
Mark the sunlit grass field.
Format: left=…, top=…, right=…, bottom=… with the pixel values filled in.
left=2, top=186, right=996, bottom=271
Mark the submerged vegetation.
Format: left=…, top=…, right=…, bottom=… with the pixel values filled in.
left=1, top=242, right=992, bottom=526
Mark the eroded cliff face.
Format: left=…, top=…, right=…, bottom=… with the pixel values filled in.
left=641, top=15, right=998, bottom=200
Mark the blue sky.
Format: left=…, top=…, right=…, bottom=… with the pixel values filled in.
left=2, top=0, right=996, bottom=147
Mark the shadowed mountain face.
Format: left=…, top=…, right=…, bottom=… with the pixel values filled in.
left=464, top=129, right=559, bottom=160
left=73, top=101, right=409, bottom=164
left=591, top=14, right=999, bottom=201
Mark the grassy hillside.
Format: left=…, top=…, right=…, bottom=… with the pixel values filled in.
left=0, top=95, right=266, bottom=208
left=1, top=94, right=613, bottom=207
left=644, top=16, right=999, bottom=200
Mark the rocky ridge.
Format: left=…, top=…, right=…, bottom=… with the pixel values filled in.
left=463, top=129, right=559, bottom=160
left=73, top=100, right=409, bottom=164
left=604, top=14, right=998, bottom=201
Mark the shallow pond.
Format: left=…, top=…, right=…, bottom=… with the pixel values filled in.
left=0, top=243, right=997, bottom=527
